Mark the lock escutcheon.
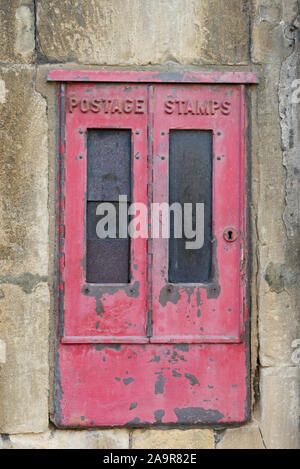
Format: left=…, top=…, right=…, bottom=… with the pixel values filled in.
left=223, top=227, right=238, bottom=243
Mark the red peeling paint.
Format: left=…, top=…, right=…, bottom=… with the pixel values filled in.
left=54, top=74, right=251, bottom=427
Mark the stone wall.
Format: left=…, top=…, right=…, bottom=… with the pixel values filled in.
left=0, top=0, right=299, bottom=449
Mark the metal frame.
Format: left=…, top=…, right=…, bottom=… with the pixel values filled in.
left=48, top=70, right=258, bottom=84
left=51, top=71, right=256, bottom=427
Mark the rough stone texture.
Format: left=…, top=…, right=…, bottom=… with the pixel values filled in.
left=0, top=0, right=299, bottom=450
left=253, top=0, right=300, bottom=367
left=0, top=428, right=129, bottom=449
left=0, top=340, right=5, bottom=364
left=260, top=367, right=300, bottom=449
left=250, top=1, right=300, bottom=449
left=131, top=429, right=214, bottom=449
left=0, top=284, right=49, bottom=434
left=0, top=66, right=49, bottom=434
left=0, top=66, right=48, bottom=279
left=216, top=422, right=265, bottom=449
left=36, top=0, right=250, bottom=65
left=0, top=0, right=35, bottom=63
left=252, top=0, right=294, bottom=64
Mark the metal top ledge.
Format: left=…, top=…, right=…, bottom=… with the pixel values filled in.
left=47, top=70, right=259, bottom=84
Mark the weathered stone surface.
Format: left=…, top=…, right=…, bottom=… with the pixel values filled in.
left=248, top=4, right=300, bottom=450
left=36, top=0, right=250, bottom=65
left=131, top=429, right=214, bottom=449
left=0, top=339, right=6, bottom=364
left=260, top=367, right=300, bottom=449
left=216, top=422, right=265, bottom=449
left=255, top=61, right=297, bottom=366
left=252, top=0, right=295, bottom=64
left=0, top=65, right=49, bottom=433
left=0, top=1, right=35, bottom=63
left=278, top=0, right=300, bottom=364
left=0, top=284, right=49, bottom=434
left=0, top=65, right=48, bottom=279
left=194, top=0, right=250, bottom=65
left=0, top=428, right=129, bottom=449
left=252, top=0, right=300, bottom=368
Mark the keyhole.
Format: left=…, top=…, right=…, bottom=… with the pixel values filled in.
left=223, top=227, right=238, bottom=243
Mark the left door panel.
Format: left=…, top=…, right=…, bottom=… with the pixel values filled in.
left=59, top=83, right=149, bottom=343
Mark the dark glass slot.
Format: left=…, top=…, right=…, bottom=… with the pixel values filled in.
left=87, top=129, right=131, bottom=201
left=168, top=130, right=213, bottom=284
left=86, top=129, right=131, bottom=284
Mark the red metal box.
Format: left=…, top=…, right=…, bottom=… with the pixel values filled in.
left=49, top=71, right=257, bottom=427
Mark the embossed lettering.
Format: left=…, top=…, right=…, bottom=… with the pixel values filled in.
left=211, top=100, right=220, bottom=115
left=68, top=96, right=146, bottom=114
left=69, top=95, right=79, bottom=113
left=134, top=99, right=145, bottom=114
left=175, top=99, right=185, bottom=115
left=164, top=99, right=175, bottom=114
left=80, top=97, right=89, bottom=113
left=111, top=98, right=122, bottom=114
left=103, top=99, right=112, bottom=113
left=91, top=98, right=102, bottom=113
left=184, top=100, right=195, bottom=115
left=164, top=98, right=232, bottom=116
left=124, top=98, right=134, bottom=113
left=221, top=100, right=231, bottom=115
left=196, top=100, right=210, bottom=115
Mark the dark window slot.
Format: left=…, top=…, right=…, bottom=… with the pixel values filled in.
left=86, top=129, right=132, bottom=284
left=87, top=129, right=131, bottom=202
left=169, top=130, right=213, bottom=283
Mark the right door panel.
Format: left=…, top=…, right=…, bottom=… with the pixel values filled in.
left=151, top=84, right=246, bottom=344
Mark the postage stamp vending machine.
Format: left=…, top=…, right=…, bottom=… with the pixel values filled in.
left=48, top=70, right=258, bottom=427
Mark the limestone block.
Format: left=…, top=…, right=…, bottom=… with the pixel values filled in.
left=0, top=284, right=49, bottom=434
left=0, top=65, right=48, bottom=279
left=0, top=0, right=35, bottom=63
left=258, top=288, right=300, bottom=367
left=0, top=428, right=129, bottom=449
left=36, top=0, right=250, bottom=65
left=0, top=65, right=49, bottom=433
left=251, top=0, right=300, bottom=367
left=252, top=0, right=296, bottom=64
left=0, top=340, right=6, bottom=364
left=254, top=65, right=294, bottom=367
left=216, top=422, right=265, bottom=449
left=260, top=367, right=300, bottom=448
left=131, top=429, right=214, bottom=449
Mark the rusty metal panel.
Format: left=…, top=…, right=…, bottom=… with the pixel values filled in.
left=54, top=74, right=251, bottom=427
left=151, top=84, right=245, bottom=344
left=61, top=83, right=148, bottom=341
left=56, top=343, right=249, bottom=427
left=169, top=130, right=212, bottom=284
left=48, top=69, right=259, bottom=84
